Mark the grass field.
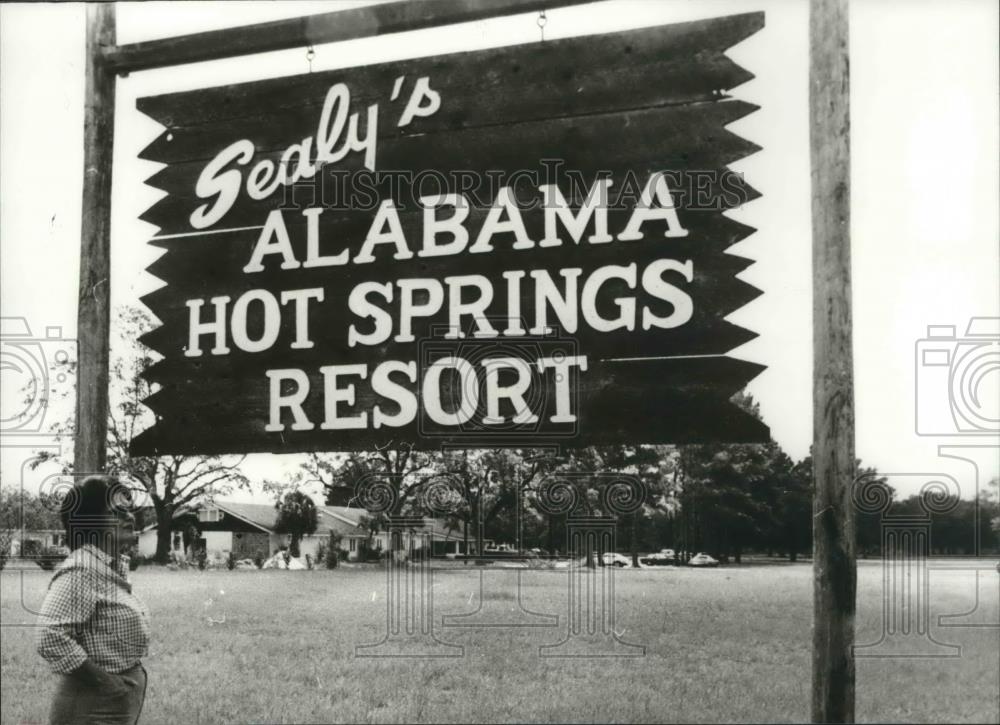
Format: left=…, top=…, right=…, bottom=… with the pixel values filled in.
left=1, top=561, right=997, bottom=724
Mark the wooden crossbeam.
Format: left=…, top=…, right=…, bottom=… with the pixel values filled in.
left=103, top=0, right=597, bottom=74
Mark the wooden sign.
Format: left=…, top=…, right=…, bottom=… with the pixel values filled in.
left=131, top=12, right=769, bottom=456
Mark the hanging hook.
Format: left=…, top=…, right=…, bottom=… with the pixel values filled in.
left=537, top=10, right=548, bottom=42
left=306, top=45, right=316, bottom=73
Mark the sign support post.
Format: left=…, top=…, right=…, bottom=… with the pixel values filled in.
left=75, top=3, right=116, bottom=475
left=809, top=0, right=856, bottom=721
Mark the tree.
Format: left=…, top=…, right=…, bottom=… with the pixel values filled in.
left=35, top=306, right=249, bottom=562
left=290, top=452, right=347, bottom=504
left=773, top=455, right=812, bottom=561
left=987, top=478, right=999, bottom=538
left=434, top=449, right=485, bottom=556
left=0, top=488, right=23, bottom=569
left=1, top=484, right=77, bottom=568
left=846, top=461, right=889, bottom=558
left=0, top=485, right=63, bottom=532
left=466, top=448, right=573, bottom=557
left=274, top=490, right=318, bottom=557
left=586, top=444, right=670, bottom=567
left=673, top=393, right=812, bottom=564
left=307, top=443, right=438, bottom=516
left=309, top=443, right=445, bottom=553
left=322, top=530, right=342, bottom=568
left=354, top=513, right=381, bottom=557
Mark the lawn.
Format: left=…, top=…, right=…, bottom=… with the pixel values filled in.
left=1, top=561, right=997, bottom=724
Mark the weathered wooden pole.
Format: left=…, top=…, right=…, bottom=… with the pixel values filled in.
left=74, top=3, right=116, bottom=475
left=809, top=0, right=856, bottom=722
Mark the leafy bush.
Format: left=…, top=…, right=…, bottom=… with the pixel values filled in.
left=21, top=539, right=67, bottom=570
left=195, top=548, right=207, bottom=570
left=337, top=549, right=350, bottom=563
left=356, top=540, right=378, bottom=562
left=324, top=531, right=342, bottom=569
left=36, top=546, right=67, bottom=571
left=409, top=547, right=431, bottom=563
left=122, top=546, right=140, bottom=571
left=253, top=550, right=264, bottom=569
left=20, top=539, right=42, bottom=559
left=0, top=532, right=11, bottom=571
left=305, top=553, right=314, bottom=570
left=226, top=551, right=235, bottom=570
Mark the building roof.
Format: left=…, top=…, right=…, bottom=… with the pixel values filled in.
left=136, top=505, right=195, bottom=534
left=317, top=507, right=366, bottom=537
left=212, top=501, right=278, bottom=531
left=139, top=499, right=461, bottom=539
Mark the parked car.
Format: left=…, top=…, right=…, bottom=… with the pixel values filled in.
left=601, top=552, right=631, bottom=567
left=640, top=549, right=677, bottom=566
left=483, top=544, right=521, bottom=558
left=485, top=543, right=518, bottom=552
left=687, top=552, right=720, bottom=568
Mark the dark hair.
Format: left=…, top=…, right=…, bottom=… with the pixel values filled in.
left=60, top=475, right=133, bottom=551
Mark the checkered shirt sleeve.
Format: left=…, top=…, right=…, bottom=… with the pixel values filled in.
left=36, top=548, right=150, bottom=675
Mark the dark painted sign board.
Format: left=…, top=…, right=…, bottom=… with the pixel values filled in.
left=131, top=12, right=768, bottom=456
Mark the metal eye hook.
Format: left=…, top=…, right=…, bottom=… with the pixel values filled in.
left=537, top=10, right=547, bottom=42
left=306, top=45, right=316, bottom=73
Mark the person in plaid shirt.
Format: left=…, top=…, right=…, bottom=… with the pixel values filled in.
left=36, top=476, right=151, bottom=725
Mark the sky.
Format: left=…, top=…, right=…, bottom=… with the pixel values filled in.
left=1, top=0, right=998, bottom=504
